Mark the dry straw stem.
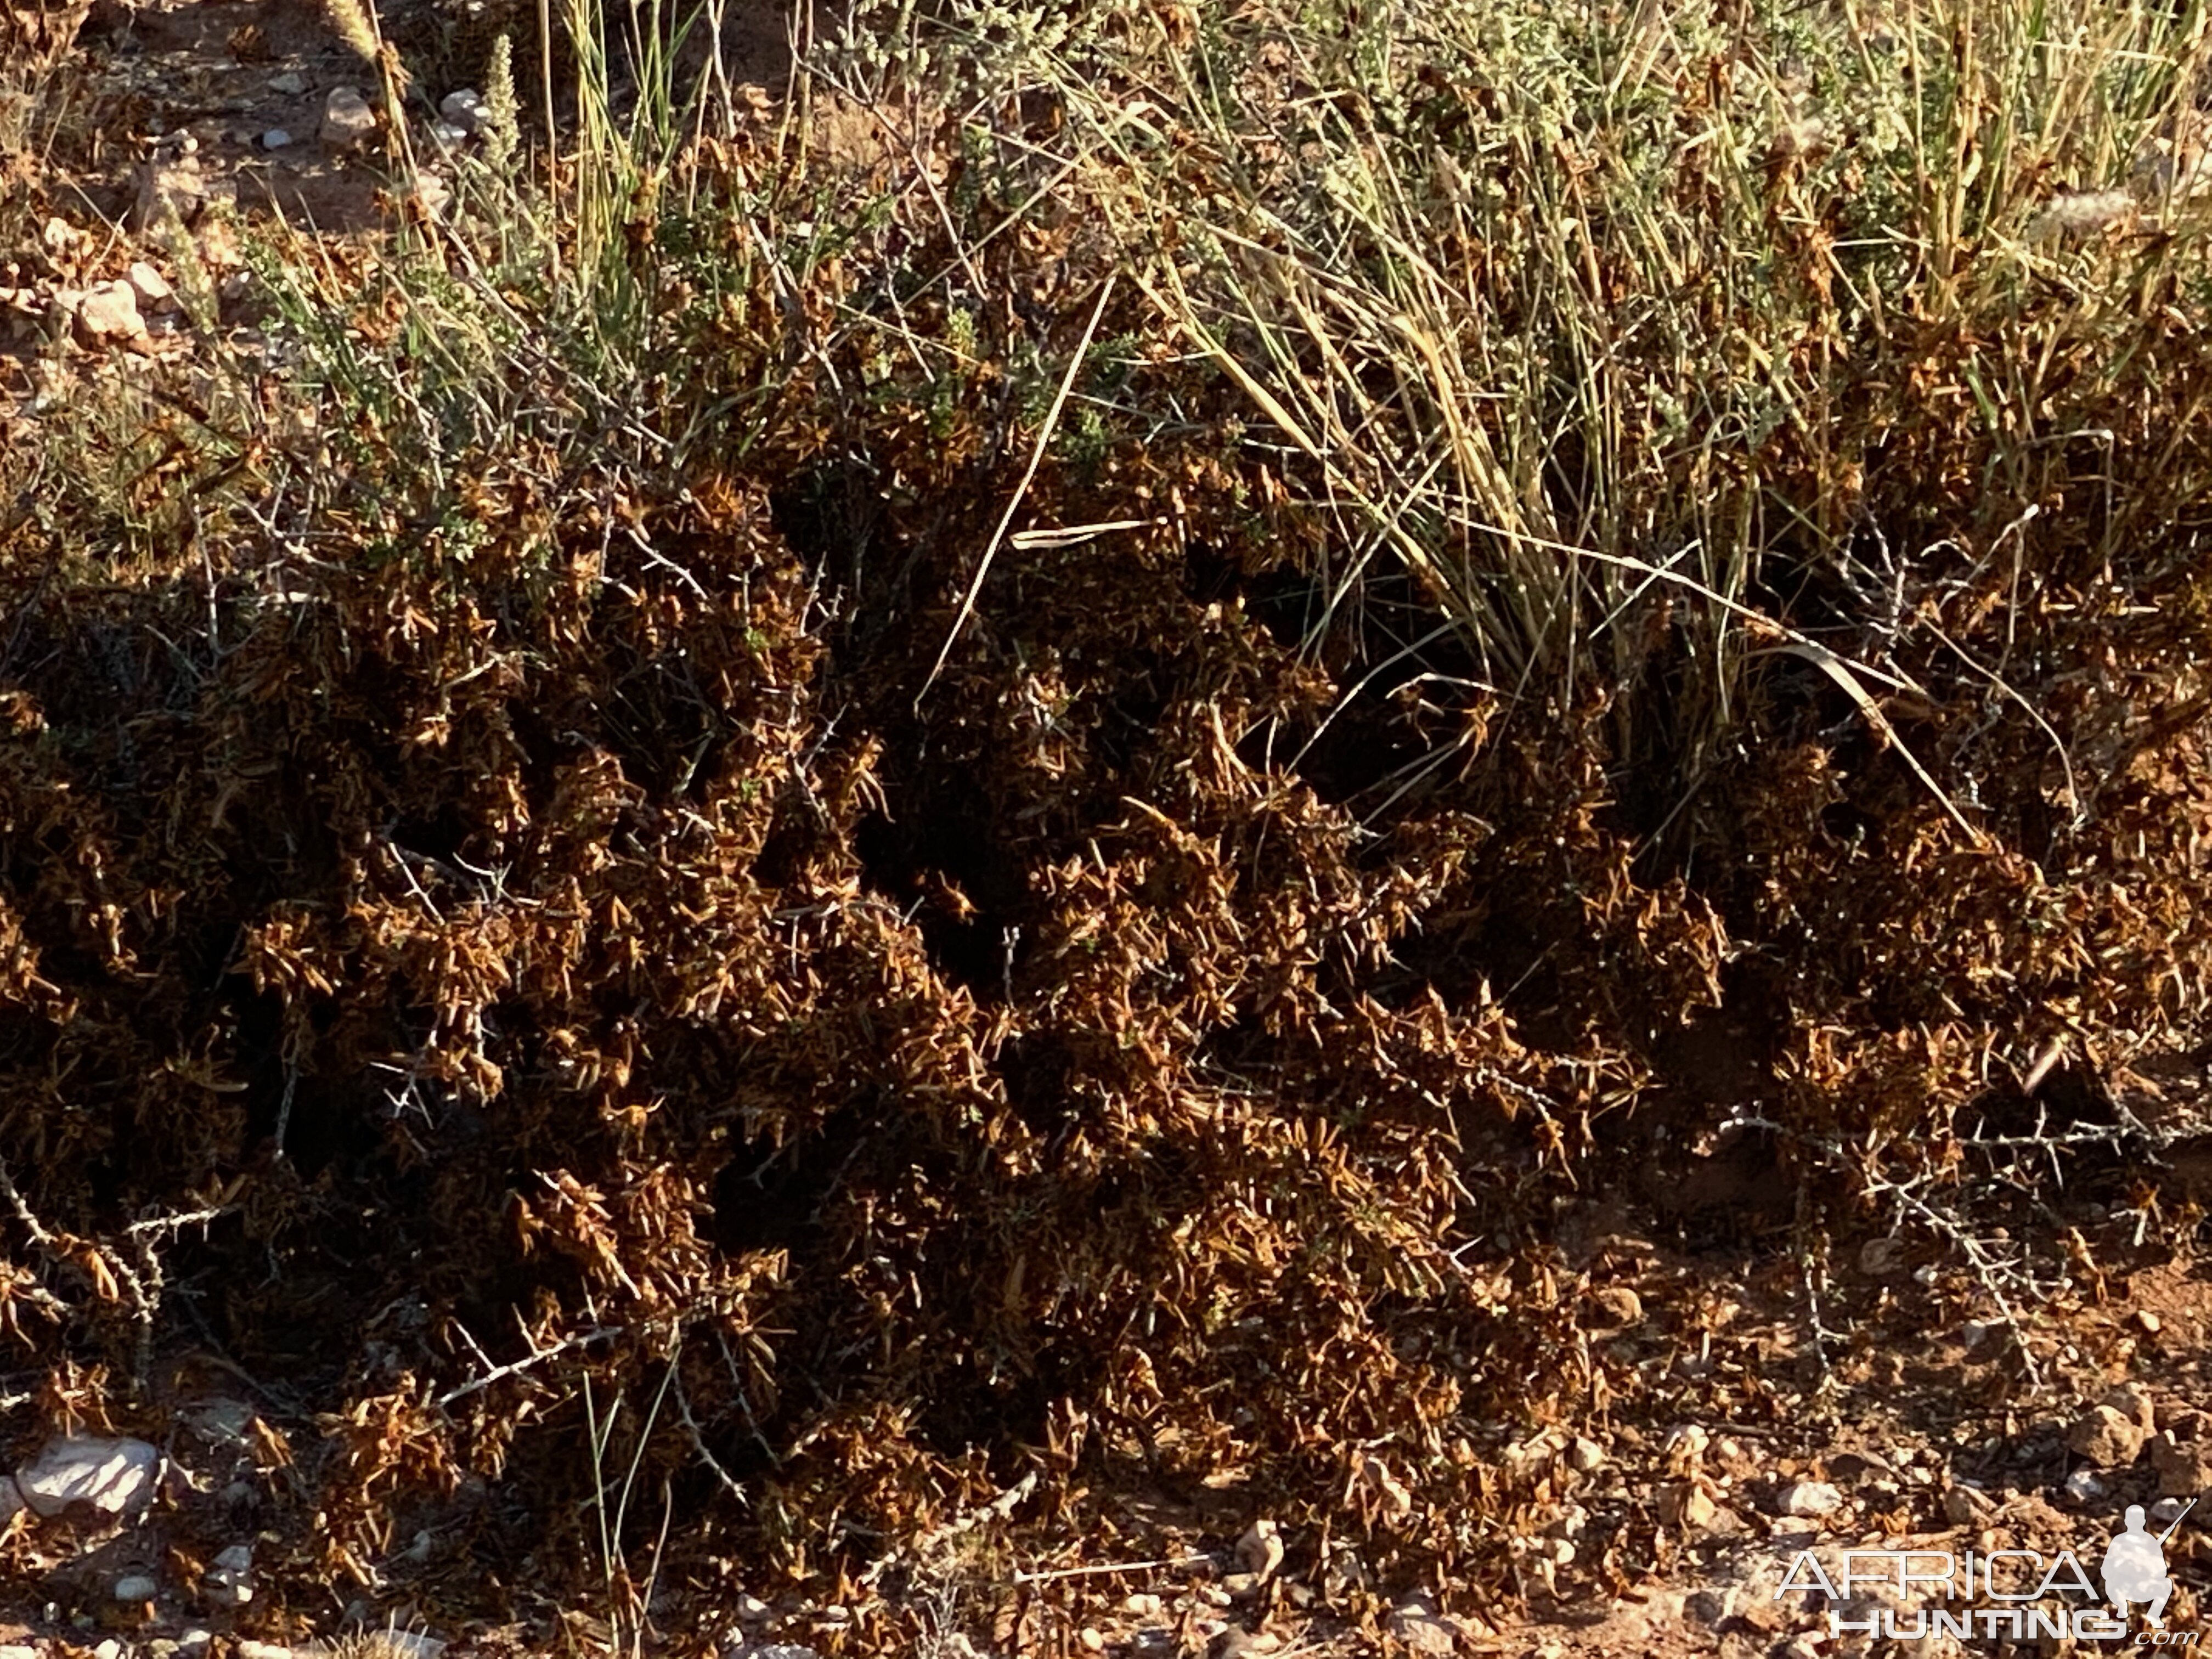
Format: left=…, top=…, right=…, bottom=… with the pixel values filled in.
left=324, top=0, right=431, bottom=225
left=917, top=268, right=1119, bottom=706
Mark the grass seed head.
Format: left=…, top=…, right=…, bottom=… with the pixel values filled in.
left=324, top=0, right=382, bottom=66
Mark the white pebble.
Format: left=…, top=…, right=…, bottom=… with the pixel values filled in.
left=1775, top=1480, right=1844, bottom=1518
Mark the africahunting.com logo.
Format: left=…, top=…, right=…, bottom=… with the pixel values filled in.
left=1777, top=1501, right=2196, bottom=1644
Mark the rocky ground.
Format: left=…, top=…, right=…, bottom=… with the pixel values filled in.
left=2, top=1224, right=2208, bottom=1658
left=3, top=0, right=798, bottom=393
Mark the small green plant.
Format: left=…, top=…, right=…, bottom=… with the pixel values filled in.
left=583, top=1348, right=682, bottom=1659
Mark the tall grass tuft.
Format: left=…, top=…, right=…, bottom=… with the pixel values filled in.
left=837, top=0, right=2212, bottom=802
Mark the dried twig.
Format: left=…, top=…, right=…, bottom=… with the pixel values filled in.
left=1012, top=1554, right=1214, bottom=1586
left=438, top=1322, right=625, bottom=1407
left=917, top=271, right=1119, bottom=707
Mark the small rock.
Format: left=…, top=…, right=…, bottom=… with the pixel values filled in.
left=1858, top=1235, right=1908, bottom=1277
left=2068, top=1403, right=2147, bottom=1467
left=2151, top=1431, right=2212, bottom=1497
left=42, top=212, right=86, bottom=257
left=125, top=261, right=173, bottom=311
left=2104, top=1383, right=2157, bottom=1434
left=1943, top=1485, right=1996, bottom=1526
left=202, top=1542, right=254, bottom=1607
left=263, top=128, right=294, bottom=149
left=0, top=1474, right=23, bottom=1521
left=1565, top=1436, right=1606, bottom=1474
left=1389, top=1602, right=1458, bottom=1658
left=134, top=143, right=205, bottom=229
left=95, top=1643, right=123, bottom=1659
left=2153, top=1496, right=2189, bottom=1526
left=178, top=1631, right=213, bottom=1657
left=113, top=1575, right=159, bottom=1602
left=0, top=1647, right=37, bottom=1659
left=411, top=170, right=451, bottom=218
left=1233, top=1519, right=1283, bottom=1578
left=2065, top=1467, right=2108, bottom=1502
left=1077, top=1632, right=1104, bottom=1655
left=268, top=71, right=307, bottom=94
left=1587, top=1286, right=1642, bottom=1329
left=1122, top=1593, right=1162, bottom=1616
left=15, top=1435, right=163, bottom=1518
left=1683, top=1588, right=1734, bottom=1628
left=735, top=1596, right=771, bottom=1620
left=321, top=87, right=377, bottom=149
left=427, top=121, right=468, bottom=151
left=1775, top=1480, right=1844, bottom=1519
left=439, top=88, right=488, bottom=132
left=1827, top=1449, right=1893, bottom=1482
left=2136, top=1309, right=2164, bottom=1334
left=726, top=1647, right=816, bottom=1659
